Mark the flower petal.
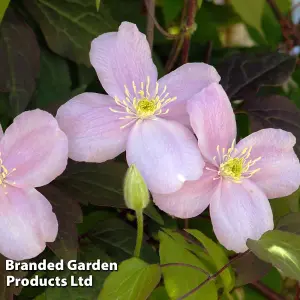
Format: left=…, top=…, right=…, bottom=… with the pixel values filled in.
left=187, top=83, right=237, bottom=164
left=0, top=186, right=58, bottom=261
left=235, top=128, right=300, bottom=199
left=159, top=63, right=220, bottom=125
left=152, top=167, right=218, bottom=218
left=1, top=109, right=68, bottom=188
left=90, top=22, right=157, bottom=99
left=56, top=93, right=132, bottom=163
left=126, top=118, right=204, bottom=194
left=210, top=179, right=274, bottom=253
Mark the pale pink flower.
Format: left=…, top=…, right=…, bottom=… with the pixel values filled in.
left=0, top=110, right=68, bottom=260
left=56, top=22, right=221, bottom=194
left=153, top=83, right=300, bottom=253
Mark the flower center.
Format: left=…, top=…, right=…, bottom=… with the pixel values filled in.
left=136, top=99, right=157, bottom=118
left=109, top=76, right=177, bottom=128
left=219, top=157, right=244, bottom=182
left=0, top=153, right=16, bottom=194
left=206, top=140, right=262, bottom=183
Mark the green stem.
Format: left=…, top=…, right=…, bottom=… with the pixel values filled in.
left=134, top=209, right=144, bottom=258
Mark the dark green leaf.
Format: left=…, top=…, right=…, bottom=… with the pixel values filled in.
left=0, top=255, right=28, bottom=298
left=34, top=49, right=71, bottom=111
left=231, top=251, right=271, bottom=286
left=159, top=231, right=217, bottom=300
left=40, top=244, right=112, bottom=299
left=0, top=9, right=40, bottom=116
left=162, top=0, right=182, bottom=24
left=217, top=52, right=296, bottom=99
left=247, top=230, right=300, bottom=280
left=37, top=185, right=83, bottom=261
left=242, top=95, right=300, bottom=157
left=54, top=160, right=163, bottom=223
left=55, top=160, right=126, bottom=206
left=99, top=257, right=161, bottom=300
left=276, top=212, right=300, bottom=235
left=24, top=0, right=116, bottom=66
left=89, top=218, right=158, bottom=263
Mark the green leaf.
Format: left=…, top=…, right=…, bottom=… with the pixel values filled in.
left=37, top=185, right=82, bottom=261
left=186, top=229, right=235, bottom=292
left=89, top=218, right=158, bottom=263
left=217, top=52, right=296, bottom=99
left=197, top=0, right=203, bottom=9
left=162, top=0, right=182, bottom=24
left=149, top=286, right=169, bottom=300
left=159, top=231, right=217, bottom=300
left=24, top=0, right=116, bottom=66
left=247, top=230, right=300, bottom=280
left=0, top=0, right=9, bottom=23
left=231, top=0, right=265, bottom=37
left=99, top=258, right=161, bottom=300
left=96, top=0, right=101, bottom=11
left=276, top=212, right=300, bottom=235
left=34, top=49, right=71, bottom=111
left=242, top=95, right=300, bottom=158
left=0, top=9, right=40, bottom=116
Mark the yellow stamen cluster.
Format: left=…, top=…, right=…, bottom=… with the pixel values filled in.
left=0, top=153, right=16, bottom=194
left=213, top=140, right=261, bottom=183
left=109, top=76, right=177, bottom=128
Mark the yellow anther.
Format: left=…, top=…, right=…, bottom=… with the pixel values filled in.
left=215, top=140, right=261, bottom=183
left=0, top=153, right=16, bottom=193
left=109, top=76, right=177, bottom=128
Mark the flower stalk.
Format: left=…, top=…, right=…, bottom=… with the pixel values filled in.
left=134, top=209, right=144, bottom=258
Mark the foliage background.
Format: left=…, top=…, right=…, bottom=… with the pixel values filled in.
left=1, top=0, right=300, bottom=299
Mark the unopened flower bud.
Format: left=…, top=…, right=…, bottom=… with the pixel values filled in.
left=124, top=164, right=150, bottom=211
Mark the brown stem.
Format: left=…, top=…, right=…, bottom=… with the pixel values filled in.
left=160, top=263, right=210, bottom=277
left=250, top=281, right=284, bottom=300
left=184, top=219, right=189, bottom=229
left=165, top=35, right=184, bottom=72
left=181, top=0, right=197, bottom=65
left=145, top=0, right=155, bottom=50
left=176, top=250, right=251, bottom=300
left=143, top=0, right=176, bottom=39
left=295, top=282, right=300, bottom=300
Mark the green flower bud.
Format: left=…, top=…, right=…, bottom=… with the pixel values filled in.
left=124, top=164, right=150, bottom=211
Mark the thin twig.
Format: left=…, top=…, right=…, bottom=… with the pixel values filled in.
left=165, top=35, right=184, bottom=72
left=181, top=0, right=197, bottom=64
left=165, top=0, right=188, bottom=72
left=176, top=250, right=251, bottom=300
left=145, top=0, right=155, bottom=50
left=143, top=0, right=176, bottom=39
left=160, top=263, right=210, bottom=277
left=250, top=281, right=284, bottom=300
left=266, top=0, right=284, bottom=21
left=204, top=41, right=213, bottom=64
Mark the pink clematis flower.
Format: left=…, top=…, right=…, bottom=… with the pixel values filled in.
left=0, top=110, right=68, bottom=260
left=56, top=22, right=221, bottom=194
left=153, top=83, right=300, bottom=253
